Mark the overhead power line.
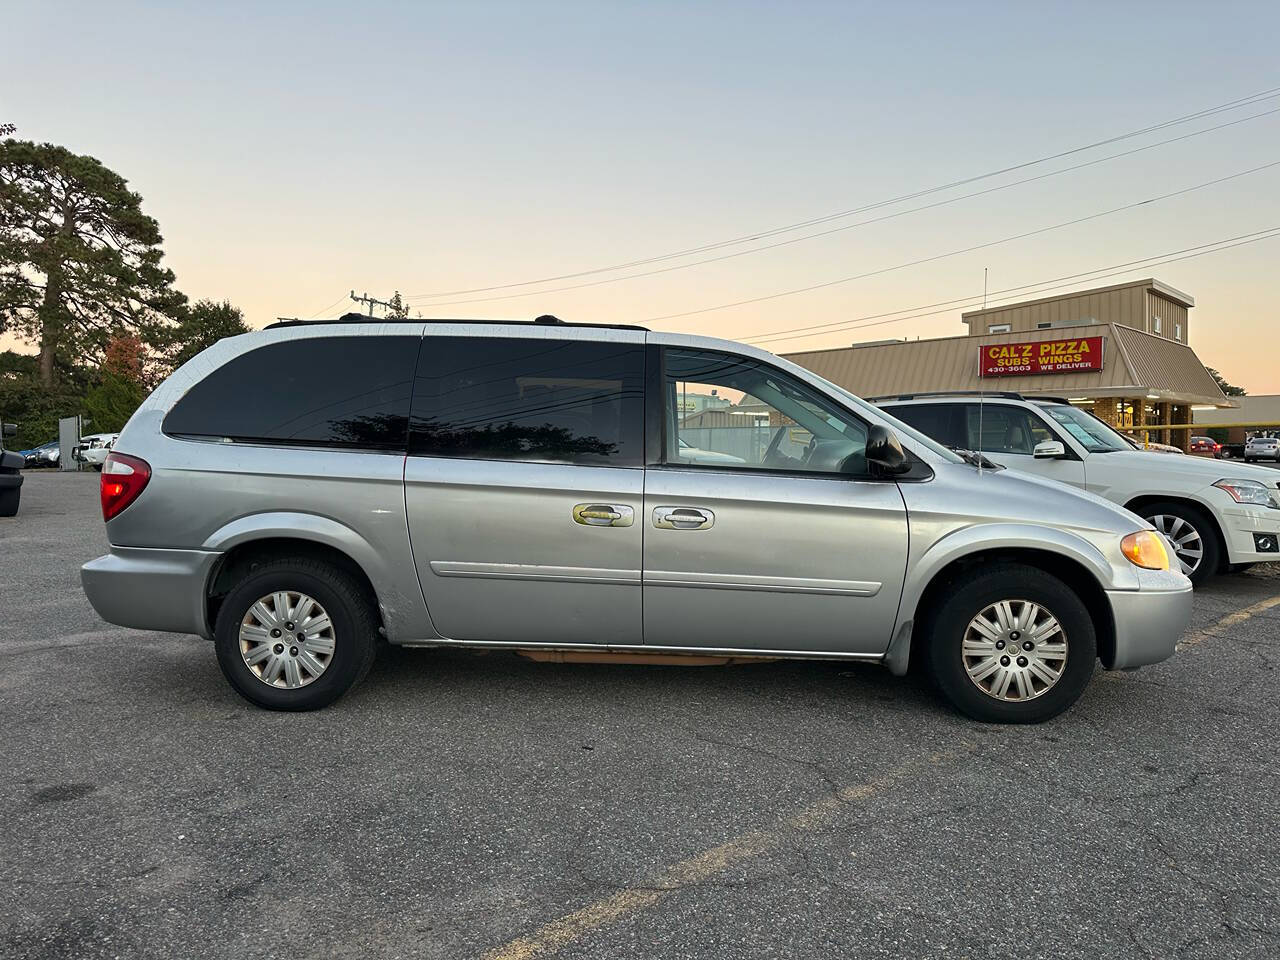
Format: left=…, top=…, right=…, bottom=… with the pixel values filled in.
left=745, top=228, right=1280, bottom=343
left=402, top=107, right=1280, bottom=310
left=638, top=158, right=1280, bottom=323
left=305, top=292, right=352, bottom=319
left=744, top=227, right=1280, bottom=348
left=404, top=84, right=1280, bottom=301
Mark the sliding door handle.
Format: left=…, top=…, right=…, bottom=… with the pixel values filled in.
left=653, top=506, right=714, bottom=530
left=573, top=503, right=634, bottom=527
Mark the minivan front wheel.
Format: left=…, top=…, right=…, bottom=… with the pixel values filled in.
left=214, top=557, right=378, bottom=710
left=926, top=564, right=1096, bottom=723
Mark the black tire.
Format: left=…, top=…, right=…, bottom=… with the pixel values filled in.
left=925, top=563, right=1097, bottom=724
left=214, top=557, right=378, bottom=710
left=0, top=486, right=18, bottom=517
left=1136, top=501, right=1221, bottom=586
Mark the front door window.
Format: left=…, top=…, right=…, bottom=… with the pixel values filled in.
left=663, top=349, right=870, bottom=476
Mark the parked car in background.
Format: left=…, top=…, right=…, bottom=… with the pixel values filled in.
left=676, top=436, right=746, bottom=465
left=876, top=392, right=1280, bottom=584
left=1244, top=436, right=1280, bottom=462
left=1189, top=436, right=1221, bottom=457
left=1, top=422, right=23, bottom=517
left=82, top=318, right=1192, bottom=723
left=1217, top=442, right=1245, bottom=460
left=74, top=433, right=119, bottom=469
left=22, top=439, right=61, bottom=467
left=79, top=433, right=120, bottom=470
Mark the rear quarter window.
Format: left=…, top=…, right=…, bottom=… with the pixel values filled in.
left=162, top=336, right=419, bottom=451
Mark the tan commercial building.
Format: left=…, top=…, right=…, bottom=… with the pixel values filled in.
left=785, top=278, right=1237, bottom=450
left=1194, top=395, right=1280, bottom=443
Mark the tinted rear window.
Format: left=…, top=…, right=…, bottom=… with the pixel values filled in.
left=884, top=403, right=962, bottom=448
left=163, top=336, right=419, bottom=451
left=409, top=336, right=644, bottom=465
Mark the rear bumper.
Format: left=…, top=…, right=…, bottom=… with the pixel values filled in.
left=1104, top=582, right=1193, bottom=670
left=81, top=546, right=221, bottom=638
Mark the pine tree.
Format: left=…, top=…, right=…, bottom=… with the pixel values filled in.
left=0, top=139, right=185, bottom=387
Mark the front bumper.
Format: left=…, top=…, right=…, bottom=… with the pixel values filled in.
left=1219, top=505, right=1280, bottom=564
left=81, top=546, right=221, bottom=638
left=1104, top=579, right=1193, bottom=670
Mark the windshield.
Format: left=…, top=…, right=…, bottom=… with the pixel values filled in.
left=1037, top=403, right=1129, bottom=453
left=805, top=373, right=965, bottom=464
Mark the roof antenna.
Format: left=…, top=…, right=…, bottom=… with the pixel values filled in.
left=978, top=267, right=988, bottom=477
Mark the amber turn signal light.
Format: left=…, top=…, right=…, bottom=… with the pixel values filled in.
left=1121, top=531, right=1170, bottom=571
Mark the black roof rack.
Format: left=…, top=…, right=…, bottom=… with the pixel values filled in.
left=868, top=390, right=1027, bottom=402
left=265, top=313, right=648, bottom=332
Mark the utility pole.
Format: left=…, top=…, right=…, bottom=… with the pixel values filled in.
left=349, top=290, right=395, bottom=318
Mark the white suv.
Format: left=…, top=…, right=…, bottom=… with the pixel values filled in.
left=877, top=393, right=1280, bottom=583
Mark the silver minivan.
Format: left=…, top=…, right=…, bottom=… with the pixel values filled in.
left=82, top=317, right=1192, bottom=722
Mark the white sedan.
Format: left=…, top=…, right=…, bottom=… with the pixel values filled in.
left=78, top=433, right=120, bottom=470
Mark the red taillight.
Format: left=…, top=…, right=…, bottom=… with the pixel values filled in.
left=100, top=452, right=151, bottom=521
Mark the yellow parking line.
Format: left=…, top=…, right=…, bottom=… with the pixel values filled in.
left=1177, top=593, right=1280, bottom=650
left=478, top=743, right=973, bottom=960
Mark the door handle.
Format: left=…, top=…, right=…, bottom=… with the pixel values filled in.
left=572, top=503, right=635, bottom=527
left=653, top=506, right=715, bottom=530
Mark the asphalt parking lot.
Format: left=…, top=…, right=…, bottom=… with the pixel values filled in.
left=2, top=471, right=1277, bottom=960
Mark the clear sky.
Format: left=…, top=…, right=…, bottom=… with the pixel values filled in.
left=4, top=0, right=1280, bottom=391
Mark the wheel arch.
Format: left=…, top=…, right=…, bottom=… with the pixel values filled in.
left=889, top=526, right=1120, bottom=675
left=201, top=516, right=385, bottom=639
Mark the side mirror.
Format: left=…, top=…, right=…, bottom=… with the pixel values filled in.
left=1, top=423, right=16, bottom=438
left=1034, top=439, right=1066, bottom=459
left=866, top=424, right=910, bottom=475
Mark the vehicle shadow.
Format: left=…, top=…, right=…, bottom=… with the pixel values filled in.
left=358, top=642, right=949, bottom=717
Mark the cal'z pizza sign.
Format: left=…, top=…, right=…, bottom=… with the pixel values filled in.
left=979, top=336, right=1105, bottom=377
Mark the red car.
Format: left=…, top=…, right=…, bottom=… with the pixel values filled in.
left=1189, top=435, right=1221, bottom=457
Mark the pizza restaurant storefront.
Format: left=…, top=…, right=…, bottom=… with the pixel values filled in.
left=785, top=322, right=1237, bottom=450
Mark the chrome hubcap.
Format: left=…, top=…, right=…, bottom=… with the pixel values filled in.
left=239, top=591, right=335, bottom=688
left=1149, top=514, right=1204, bottom=576
left=963, top=599, right=1067, bottom=702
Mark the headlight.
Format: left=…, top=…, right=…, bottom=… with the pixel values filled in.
left=1121, top=531, right=1170, bottom=570
left=1213, top=478, right=1280, bottom=509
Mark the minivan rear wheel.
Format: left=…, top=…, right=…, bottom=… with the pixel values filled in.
left=926, top=563, right=1096, bottom=723
left=214, top=557, right=378, bottom=710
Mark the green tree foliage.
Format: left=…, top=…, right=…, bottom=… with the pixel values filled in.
left=161, top=298, right=250, bottom=371
left=1207, top=367, right=1247, bottom=397
left=0, top=349, right=84, bottom=448
left=82, top=332, right=146, bottom=433
left=82, top=373, right=144, bottom=434
left=0, top=139, right=185, bottom=388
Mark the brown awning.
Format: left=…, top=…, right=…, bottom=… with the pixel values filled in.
left=784, top=322, right=1236, bottom=408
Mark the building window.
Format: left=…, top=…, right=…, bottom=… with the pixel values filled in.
left=1036, top=322, right=1052, bottom=329
left=1175, top=321, right=1182, bottom=341
left=1152, top=315, right=1162, bottom=335
left=988, top=323, right=1012, bottom=334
